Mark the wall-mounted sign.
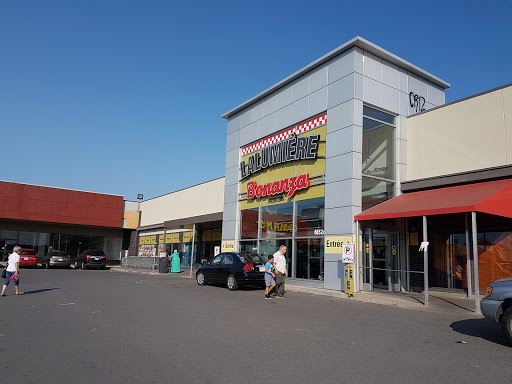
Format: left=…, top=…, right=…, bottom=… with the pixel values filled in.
left=342, top=243, right=355, bottom=263
left=221, top=240, right=235, bottom=253
left=325, top=236, right=353, bottom=254
left=247, top=174, right=310, bottom=199
left=240, top=135, right=319, bottom=180
left=214, top=246, right=221, bottom=256
left=410, top=232, right=419, bottom=246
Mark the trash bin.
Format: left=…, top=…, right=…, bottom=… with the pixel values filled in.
left=158, top=258, right=169, bottom=273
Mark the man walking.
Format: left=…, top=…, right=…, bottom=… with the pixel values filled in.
left=273, top=245, right=288, bottom=298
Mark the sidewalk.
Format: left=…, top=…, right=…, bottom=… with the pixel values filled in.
left=110, top=266, right=482, bottom=315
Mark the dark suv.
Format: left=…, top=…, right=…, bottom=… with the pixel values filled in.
left=77, top=250, right=107, bottom=269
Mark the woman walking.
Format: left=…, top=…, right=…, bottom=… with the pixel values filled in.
left=1, top=245, right=24, bottom=296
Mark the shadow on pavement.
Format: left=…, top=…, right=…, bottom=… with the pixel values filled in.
left=24, top=288, right=59, bottom=295
left=450, top=318, right=510, bottom=347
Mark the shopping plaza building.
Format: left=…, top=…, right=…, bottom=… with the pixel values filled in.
left=220, top=36, right=512, bottom=297
left=2, top=37, right=511, bottom=301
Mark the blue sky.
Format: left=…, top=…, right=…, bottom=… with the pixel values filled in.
left=1, top=0, right=511, bottom=200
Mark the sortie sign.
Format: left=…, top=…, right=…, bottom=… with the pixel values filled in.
left=247, top=174, right=311, bottom=199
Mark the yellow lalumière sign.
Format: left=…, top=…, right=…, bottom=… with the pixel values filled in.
left=325, top=236, right=353, bottom=254
left=221, top=240, right=235, bottom=253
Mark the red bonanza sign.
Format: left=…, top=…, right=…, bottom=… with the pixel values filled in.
left=247, top=174, right=311, bottom=199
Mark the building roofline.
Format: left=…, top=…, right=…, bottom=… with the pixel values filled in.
left=140, top=176, right=225, bottom=203
left=0, top=179, right=123, bottom=197
left=408, top=82, right=512, bottom=118
left=221, top=36, right=450, bottom=119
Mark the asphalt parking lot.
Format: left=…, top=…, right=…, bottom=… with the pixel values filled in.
left=1, top=268, right=511, bottom=384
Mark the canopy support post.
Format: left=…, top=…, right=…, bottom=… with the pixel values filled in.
left=471, top=212, right=481, bottom=314
left=190, top=223, right=196, bottom=278
left=423, top=215, right=429, bottom=306
left=465, top=213, right=472, bottom=298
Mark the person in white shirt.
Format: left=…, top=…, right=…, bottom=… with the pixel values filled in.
left=273, top=245, right=288, bottom=298
left=1, top=245, right=23, bottom=296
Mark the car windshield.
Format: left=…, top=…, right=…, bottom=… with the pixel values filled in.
left=236, top=253, right=266, bottom=264
left=20, top=250, right=36, bottom=255
left=87, top=251, right=105, bottom=256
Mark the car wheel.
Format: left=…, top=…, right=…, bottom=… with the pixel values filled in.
left=81, top=261, right=86, bottom=270
left=500, top=305, right=512, bottom=345
left=196, top=272, right=207, bottom=286
left=227, top=274, right=238, bottom=291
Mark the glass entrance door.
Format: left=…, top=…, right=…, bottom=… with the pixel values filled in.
left=363, top=230, right=400, bottom=291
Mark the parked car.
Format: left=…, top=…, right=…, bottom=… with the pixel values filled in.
left=196, top=252, right=266, bottom=291
left=481, top=277, right=512, bottom=345
left=42, top=250, right=71, bottom=269
left=76, top=249, right=107, bottom=269
left=19, top=249, right=38, bottom=268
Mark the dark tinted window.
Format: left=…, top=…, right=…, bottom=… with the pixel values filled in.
left=222, top=254, right=234, bottom=265
left=87, top=250, right=105, bottom=256
left=20, top=250, right=36, bottom=255
left=52, top=251, right=68, bottom=256
left=236, top=253, right=266, bottom=264
left=363, top=106, right=395, bottom=125
left=211, top=255, right=222, bottom=265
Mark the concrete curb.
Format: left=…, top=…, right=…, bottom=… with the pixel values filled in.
left=110, top=267, right=193, bottom=278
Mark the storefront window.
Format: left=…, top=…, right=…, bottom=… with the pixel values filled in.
left=295, top=238, right=324, bottom=280
left=240, top=208, right=259, bottom=239
left=362, top=176, right=394, bottom=211
left=260, top=239, right=292, bottom=274
left=239, top=240, right=258, bottom=253
left=295, top=197, right=324, bottom=237
left=362, top=105, right=396, bottom=210
left=260, top=202, right=293, bottom=239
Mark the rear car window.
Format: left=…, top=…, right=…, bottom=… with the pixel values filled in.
left=52, top=251, right=68, bottom=256
left=236, top=253, right=266, bottom=264
left=87, top=250, right=105, bottom=256
left=20, top=250, right=36, bottom=255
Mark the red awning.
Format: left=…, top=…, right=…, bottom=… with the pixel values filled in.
left=355, top=179, right=512, bottom=221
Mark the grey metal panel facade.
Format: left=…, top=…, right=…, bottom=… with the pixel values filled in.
left=222, top=38, right=447, bottom=291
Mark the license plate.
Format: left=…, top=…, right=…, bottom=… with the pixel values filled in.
left=23, top=257, right=29, bottom=261
left=259, top=265, right=265, bottom=272
left=94, top=257, right=99, bottom=261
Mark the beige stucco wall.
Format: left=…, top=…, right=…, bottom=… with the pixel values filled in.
left=139, top=178, right=225, bottom=227
left=406, top=85, right=512, bottom=180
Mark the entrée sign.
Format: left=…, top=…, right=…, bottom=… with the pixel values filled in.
left=240, top=134, right=319, bottom=180
left=247, top=174, right=310, bottom=199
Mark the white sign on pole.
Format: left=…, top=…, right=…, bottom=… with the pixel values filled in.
left=419, top=242, right=429, bottom=252
left=342, top=243, right=355, bottom=263
left=214, top=246, right=220, bottom=256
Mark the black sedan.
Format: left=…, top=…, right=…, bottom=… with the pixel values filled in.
left=196, top=252, right=266, bottom=291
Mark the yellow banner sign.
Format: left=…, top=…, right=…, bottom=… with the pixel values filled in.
left=165, top=233, right=180, bottom=243
left=139, top=236, right=146, bottom=245
left=159, top=235, right=164, bottom=244
left=221, top=240, right=235, bottom=253
left=325, top=236, right=353, bottom=254
left=150, top=236, right=157, bottom=244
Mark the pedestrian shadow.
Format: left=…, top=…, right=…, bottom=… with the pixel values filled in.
left=24, top=288, right=59, bottom=295
left=450, top=318, right=510, bottom=347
